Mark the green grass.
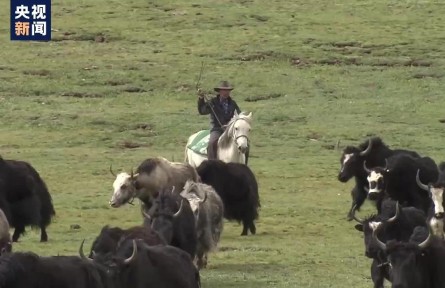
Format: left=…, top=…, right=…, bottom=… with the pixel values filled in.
left=1, top=0, right=445, bottom=286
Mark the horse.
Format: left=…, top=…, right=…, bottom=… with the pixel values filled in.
left=185, top=111, right=253, bottom=168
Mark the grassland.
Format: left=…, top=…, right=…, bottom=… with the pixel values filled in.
left=1, top=0, right=445, bottom=287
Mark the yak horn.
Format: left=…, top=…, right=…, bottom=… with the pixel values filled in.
left=416, top=169, right=429, bottom=191
left=109, top=164, right=117, bottom=177
left=123, top=240, right=138, bottom=265
left=372, top=224, right=387, bottom=251
left=79, top=239, right=93, bottom=261
left=363, top=160, right=372, bottom=174
left=351, top=204, right=364, bottom=224
left=359, top=139, right=373, bottom=156
left=173, top=199, right=184, bottom=218
left=199, top=193, right=208, bottom=204
left=387, top=202, right=400, bottom=223
left=418, top=227, right=433, bottom=249
left=142, top=210, right=151, bottom=221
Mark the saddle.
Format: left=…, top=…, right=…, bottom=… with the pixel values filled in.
left=187, top=130, right=210, bottom=156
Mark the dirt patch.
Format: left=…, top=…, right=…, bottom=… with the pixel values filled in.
left=105, top=79, right=128, bottom=86
left=122, top=86, right=146, bottom=93
left=117, top=141, right=148, bottom=149
left=249, top=14, right=269, bottom=22
left=245, top=93, right=284, bottom=102
left=175, top=84, right=192, bottom=92
left=412, top=71, right=443, bottom=79
left=23, top=69, right=51, bottom=76
left=224, top=50, right=292, bottom=62
left=307, top=132, right=322, bottom=141
left=314, top=57, right=433, bottom=67
left=129, top=123, right=154, bottom=130
left=61, top=92, right=104, bottom=98
left=330, top=41, right=362, bottom=48
left=52, top=32, right=119, bottom=43
left=0, top=66, right=15, bottom=71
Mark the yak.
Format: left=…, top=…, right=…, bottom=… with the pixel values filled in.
left=88, top=225, right=166, bottom=259
left=196, top=160, right=260, bottom=236
left=353, top=199, right=427, bottom=288
left=374, top=225, right=445, bottom=288
left=337, top=137, right=420, bottom=220
left=0, top=208, right=12, bottom=255
left=364, top=153, right=438, bottom=214
left=143, top=188, right=197, bottom=259
left=180, top=180, right=224, bottom=269
left=0, top=156, right=55, bottom=242
left=83, top=239, right=201, bottom=288
left=0, top=250, right=113, bottom=288
left=108, top=157, right=200, bottom=218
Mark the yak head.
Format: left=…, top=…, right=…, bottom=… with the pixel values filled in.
left=373, top=225, right=433, bottom=288
left=143, top=188, right=185, bottom=244
left=0, top=238, right=11, bottom=256
left=338, top=139, right=373, bottom=182
left=363, top=159, right=389, bottom=201
left=180, top=181, right=208, bottom=222
left=79, top=238, right=138, bottom=278
left=416, top=169, right=445, bottom=219
left=353, top=202, right=401, bottom=259
left=109, top=165, right=140, bottom=208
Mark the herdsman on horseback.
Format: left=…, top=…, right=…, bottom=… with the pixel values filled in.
left=197, top=80, right=249, bottom=163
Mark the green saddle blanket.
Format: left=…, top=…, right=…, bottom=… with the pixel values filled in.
left=187, top=130, right=210, bottom=156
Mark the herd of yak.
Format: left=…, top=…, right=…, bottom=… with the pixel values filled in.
left=338, top=136, right=445, bottom=288
left=0, top=156, right=261, bottom=288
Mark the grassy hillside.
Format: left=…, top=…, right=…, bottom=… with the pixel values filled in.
left=1, top=0, right=445, bottom=287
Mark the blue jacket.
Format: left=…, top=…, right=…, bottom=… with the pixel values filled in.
left=198, top=95, right=241, bottom=132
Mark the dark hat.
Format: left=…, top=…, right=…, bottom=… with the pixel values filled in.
left=214, top=80, right=234, bottom=92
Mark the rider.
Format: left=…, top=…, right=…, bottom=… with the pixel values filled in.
left=197, top=80, right=245, bottom=162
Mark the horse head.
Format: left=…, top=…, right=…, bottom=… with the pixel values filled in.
left=222, top=111, right=252, bottom=154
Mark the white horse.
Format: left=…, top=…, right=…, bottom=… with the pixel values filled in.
left=185, top=111, right=252, bottom=168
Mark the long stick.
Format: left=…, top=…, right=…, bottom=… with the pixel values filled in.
left=195, top=61, right=205, bottom=90
left=195, top=61, right=225, bottom=129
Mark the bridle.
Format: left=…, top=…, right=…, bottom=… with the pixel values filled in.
left=230, top=118, right=251, bottom=148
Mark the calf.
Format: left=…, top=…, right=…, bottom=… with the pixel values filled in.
left=337, top=137, right=420, bottom=220
left=353, top=200, right=427, bottom=288
left=196, top=160, right=260, bottom=236
left=180, top=180, right=224, bottom=269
